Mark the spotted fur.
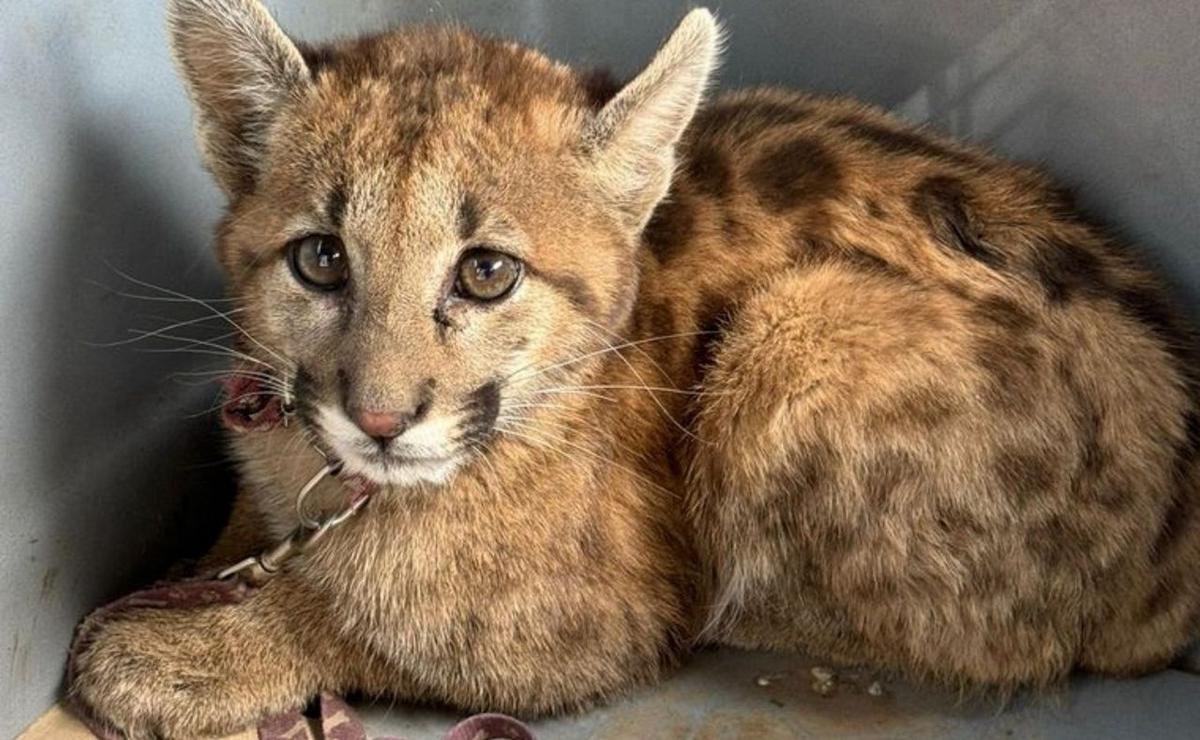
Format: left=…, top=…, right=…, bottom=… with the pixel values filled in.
left=70, top=2, right=1200, bottom=736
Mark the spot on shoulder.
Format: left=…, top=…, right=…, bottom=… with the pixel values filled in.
left=684, top=144, right=733, bottom=199
left=911, top=176, right=1005, bottom=268
left=642, top=193, right=697, bottom=262
left=861, top=448, right=923, bottom=505
left=792, top=237, right=910, bottom=283
left=973, top=334, right=1041, bottom=412
left=993, top=447, right=1058, bottom=508
left=973, top=295, right=1036, bottom=334
left=871, top=384, right=960, bottom=429
left=748, top=138, right=843, bottom=213
left=1031, top=239, right=1107, bottom=303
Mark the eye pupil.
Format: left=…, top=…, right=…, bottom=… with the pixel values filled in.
left=288, top=234, right=348, bottom=291
left=457, top=248, right=521, bottom=301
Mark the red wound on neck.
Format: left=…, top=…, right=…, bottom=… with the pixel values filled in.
left=221, top=373, right=284, bottom=432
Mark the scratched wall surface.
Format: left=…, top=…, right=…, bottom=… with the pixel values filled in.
left=2, top=0, right=1199, bottom=735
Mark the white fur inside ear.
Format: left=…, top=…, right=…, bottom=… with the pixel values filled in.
left=167, top=0, right=310, bottom=197
left=585, top=8, right=724, bottom=229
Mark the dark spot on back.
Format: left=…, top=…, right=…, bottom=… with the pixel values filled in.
left=326, top=183, right=348, bottom=229
left=1032, top=239, right=1107, bottom=304
left=643, top=191, right=697, bottom=262
left=872, top=385, right=960, bottom=429
left=1114, top=284, right=1193, bottom=363
left=974, top=295, right=1036, bottom=334
left=935, top=504, right=986, bottom=542
left=911, top=176, right=1006, bottom=268
left=865, top=199, right=887, bottom=219
left=862, top=448, right=922, bottom=505
left=749, top=138, right=842, bottom=212
left=1141, top=579, right=1183, bottom=619
left=834, top=117, right=979, bottom=168
left=792, top=237, right=909, bottom=282
left=684, top=145, right=733, bottom=199
left=994, top=448, right=1058, bottom=508
left=974, top=335, right=1041, bottom=412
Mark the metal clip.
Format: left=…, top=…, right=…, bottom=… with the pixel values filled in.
left=218, top=460, right=368, bottom=586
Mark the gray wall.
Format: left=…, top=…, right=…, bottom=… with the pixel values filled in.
left=3, top=0, right=1198, bottom=735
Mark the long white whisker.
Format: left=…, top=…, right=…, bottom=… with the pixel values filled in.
left=85, top=311, right=247, bottom=348
left=85, top=278, right=240, bottom=304
left=581, top=326, right=706, bottom=444
left=583, top=318, right=677, bottom=386
left=496, top=419, right=673, bottom=495
left=505, top=330, right=717, bottom=387
left=105, top=264, right=292, bottom=370
left=132, top=332, right=279, bottom=372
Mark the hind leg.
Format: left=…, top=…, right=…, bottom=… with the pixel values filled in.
left=686, top=261, right=1086, bottom=687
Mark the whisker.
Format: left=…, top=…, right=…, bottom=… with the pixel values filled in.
left=105, top=264, right=292, bottom=370
left=505, top=329, right=718, bottom=387
left=85, top=311, right=247, bottom=348
left=522, top=388, right=618, bottom=402
left=581, top=327, right=707, bottom=443
left=85, top=278, right=240, bottom=304
left=495, top=419, right=674, bottom=496
left=139, top=347, right=279, bottom=377
left=531, top=384, right=723, bottom=397
left=583, top=319, right=677, bottom=385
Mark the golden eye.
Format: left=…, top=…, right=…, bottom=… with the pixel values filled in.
left=455, top=248, right=522, bottom=302
left=287, top=234, right=349, bottom=291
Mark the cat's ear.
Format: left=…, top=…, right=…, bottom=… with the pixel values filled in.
left=168, top=0, right=311, bottom=198
left=583, top=9, right=722, bottom=232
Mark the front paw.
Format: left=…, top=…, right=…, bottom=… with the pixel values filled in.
left=71, top=608, right=247, bottom=739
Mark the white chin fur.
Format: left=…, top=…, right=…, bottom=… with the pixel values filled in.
left=314, top=404, right=462, bottom=488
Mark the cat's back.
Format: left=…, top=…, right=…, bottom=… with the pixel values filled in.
left=640, top=85, right=1200, bottom=687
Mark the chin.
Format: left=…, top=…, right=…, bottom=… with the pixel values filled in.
left=347, top=453, right=462, bottom=488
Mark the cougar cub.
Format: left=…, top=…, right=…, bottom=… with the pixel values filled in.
left=72, top=1, right=1200, bottom=736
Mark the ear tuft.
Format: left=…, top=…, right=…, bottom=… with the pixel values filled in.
left=585, top=8, right=723, bottom=230
left=168, top=0, right=311, bottom=198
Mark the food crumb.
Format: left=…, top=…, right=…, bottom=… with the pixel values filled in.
left=810, top=666, right=837, bottom=697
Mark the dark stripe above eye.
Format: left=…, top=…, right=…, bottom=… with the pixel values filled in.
left=527, top=265, right=597, bottom=316
left=326, top=183, right=348, bottom=229
left=458, top=194, right=482, bottom=241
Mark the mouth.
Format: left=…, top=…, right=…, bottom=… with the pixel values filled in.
left=309, top=403, right=466, bottom=487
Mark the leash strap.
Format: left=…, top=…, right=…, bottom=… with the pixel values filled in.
left=66, top=371, right=537, bottom=739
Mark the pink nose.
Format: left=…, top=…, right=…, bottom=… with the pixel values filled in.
left=355, top=409, right=403, bottom=440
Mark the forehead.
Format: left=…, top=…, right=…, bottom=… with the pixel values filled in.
left=276, top=28, right=597, bottom=193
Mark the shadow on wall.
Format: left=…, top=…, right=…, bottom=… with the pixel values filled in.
left=21, top=120, right=237, bottom=691
left=891, top=0, right=1200, bottom=316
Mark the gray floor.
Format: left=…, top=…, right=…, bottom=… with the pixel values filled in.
left=352, top=648, right=1200, bottom=739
